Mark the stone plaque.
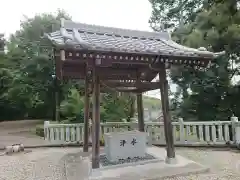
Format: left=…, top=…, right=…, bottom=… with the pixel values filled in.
left=104, top=130, right=147, bottom=162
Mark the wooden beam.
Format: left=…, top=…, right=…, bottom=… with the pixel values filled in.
left=62, top=71, right=138, bottom=80
left=103, top=81, right=159, bottom=89
left=63, top=64, right=140, bottom=74
left=62, top=65, right=85, bottom=72
left=62, top=63, right=158, bottom=82
left=104, top=88, right=140, bottom=93
left=92, top=67, right=100, bottom=169
left=83, top=71, right=90, bottom=152
left=159, top=67, right=175, bottom=160
left=55, top=49, right=211, bottom=69
left=98, top=68, right=138, bottom=75
left=62, top=71, right=85, bottom=79
left=62, top=50, right=155, bottom=65
left=99, top=74, right=137, bottom=80
left=140, top=86, right=160, bottom=92
left=63, top=66, right=139, bottom=77
left=101, top=86, right=157, bottom=93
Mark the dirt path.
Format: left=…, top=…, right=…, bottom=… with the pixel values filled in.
left=0, top=120, right=49, bottom=148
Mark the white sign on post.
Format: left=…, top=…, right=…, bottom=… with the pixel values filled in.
left=104, top=131, right=147, bottom=162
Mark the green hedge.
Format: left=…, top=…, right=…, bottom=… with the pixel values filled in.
left=36, top=125, right=44, bottom=137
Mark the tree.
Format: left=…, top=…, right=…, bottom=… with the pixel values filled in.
left=60, top=88, right=85, bottom=123
left=180, top=1, right=240, bottom=120
left=101, top=92, right=135, bottom=122
left=0, top=10, right=71, bottom=120
left=149, top=0, right=240, bottom=121
left=149, top=0, right=205, bottom=31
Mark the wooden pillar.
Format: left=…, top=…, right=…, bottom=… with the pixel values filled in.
left=92, top=67, right=100, bottom=169
left=159, top=67, right=175, bottom=160
left=83, top=73, right=90, bottom=152
left=137, top=93, right=144, bottom=132
left=52, top=76, right=57, bottom=121
left=54, top=49, right=64, bottom=122
left=55, top=78, right=60, bottom=122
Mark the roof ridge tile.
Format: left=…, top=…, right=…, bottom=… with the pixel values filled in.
left=61, top=19, right=171, bottom=40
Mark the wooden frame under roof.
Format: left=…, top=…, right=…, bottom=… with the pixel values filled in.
left=46, top=19, right=224, bottom=169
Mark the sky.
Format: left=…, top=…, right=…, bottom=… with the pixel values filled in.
left=0, top=0, right=163, bottom=99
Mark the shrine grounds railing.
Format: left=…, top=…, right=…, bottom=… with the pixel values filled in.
left=43, top=116, right=240, bottom=146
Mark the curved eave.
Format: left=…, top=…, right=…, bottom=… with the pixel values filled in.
left=163, top=39, right=225, bottom=59
left=213, top=51, right=225, bottom=58
left=45, top=32, right=223, bottom=60
left=50, top=41, right=223, bottom=61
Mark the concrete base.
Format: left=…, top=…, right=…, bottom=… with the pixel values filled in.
left=64, top=146, right=210, bottom=180
left=165, top=157, right=177, bottom=164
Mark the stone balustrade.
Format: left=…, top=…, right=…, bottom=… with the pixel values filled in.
left=44, top=116, right=239, bottom=146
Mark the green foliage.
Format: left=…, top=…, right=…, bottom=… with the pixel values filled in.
left=59, top=90, right=137, bottom=123
left=101, top=93, right=135, bottom=122
left=0, top=10, right=72, bottom=121
left=36, top=124, right=44, bottom=137
left=149, top=0, right=204, bottom=30
left=143, top=96, right=161, bottom=110
left=149, top=0, right=240, bottom=121
left=60, top=88, right=85, bottom=123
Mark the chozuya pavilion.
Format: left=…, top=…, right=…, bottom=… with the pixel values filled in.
left=45, top=19, right=224, bottom=170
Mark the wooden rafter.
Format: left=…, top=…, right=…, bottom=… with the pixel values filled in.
left=61, top=50, right=211, bottom=67
left=103, top=81, right=159, bottom=89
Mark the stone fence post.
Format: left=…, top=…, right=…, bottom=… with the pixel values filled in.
left=178, top=118, right=185, bottom=142
left=44, top=121, right=50, bottom=140
left=231, top=116, right=239, bottom=144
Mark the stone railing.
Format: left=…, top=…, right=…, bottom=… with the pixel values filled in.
left=44, top=116, right=239, bottom=146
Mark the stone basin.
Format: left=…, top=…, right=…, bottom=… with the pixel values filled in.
left=104, top=130, right=147, bottom=162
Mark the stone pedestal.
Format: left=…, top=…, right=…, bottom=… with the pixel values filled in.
left=104, top=131, right=147, bottom=162
left=235, top=126, right=240, bottom=144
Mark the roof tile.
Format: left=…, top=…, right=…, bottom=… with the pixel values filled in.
left=45, top=19, right=224, bottom=59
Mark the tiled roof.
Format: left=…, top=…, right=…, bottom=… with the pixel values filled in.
left=45, top=19, right=224, bottom=59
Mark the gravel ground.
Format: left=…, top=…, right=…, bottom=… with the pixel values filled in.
left=162, top=148, right=240, bottom=180
left=0, top=120, right=50, bottom=149
left=0, top=147, right=240, bottom=180
left=0, top=148, right=79, bottom=180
